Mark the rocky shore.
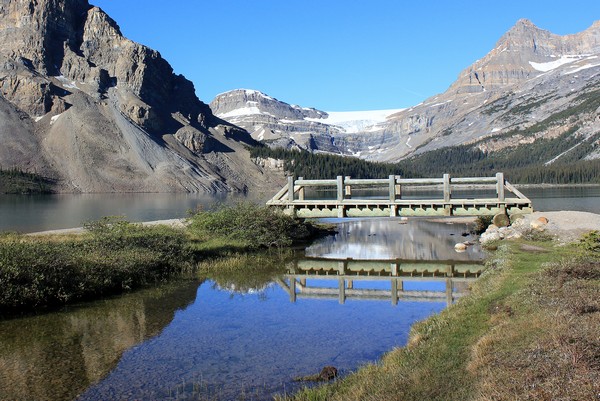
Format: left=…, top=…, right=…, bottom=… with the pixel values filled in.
left=480, top=211, right=600, bottom=245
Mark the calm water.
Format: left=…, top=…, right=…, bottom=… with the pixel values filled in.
left=0, top=186, right=598, bottom=233
left=0, top=218, right=482, bottom=401
left=0, top=186, right=597, bottom=400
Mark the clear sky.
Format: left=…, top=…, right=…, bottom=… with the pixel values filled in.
left=90, top=0, right=599, bottom=111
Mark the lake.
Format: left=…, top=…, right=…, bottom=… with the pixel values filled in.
left=0, top=186, right=598, bottom=233
left=0, top=186, right=598, bottom=400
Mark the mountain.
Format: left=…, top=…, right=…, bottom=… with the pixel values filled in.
left=214, top=19, right=600, bottom=166
left=0, top=0, right=281, bottom=192
left=210, top=89, right=403, bottom=157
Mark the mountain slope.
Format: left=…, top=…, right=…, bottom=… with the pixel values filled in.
left=214, top=19, right=600, bottom=170
left=210, top=89, right=403, bottom=156
left=0, top=0, right=281, bottom=192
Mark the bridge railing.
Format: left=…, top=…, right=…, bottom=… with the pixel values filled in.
left=269, top=173, right=528, bottom=203
left=266, top=173, right=532, bottom=217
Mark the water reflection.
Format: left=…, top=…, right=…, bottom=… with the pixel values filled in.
left=279, top=258, right=482, bottom=306
left=0, top=280, right=200, bottom=401
left=306, top=217, right=485, bottom=261
left=75, top=263, right=451, bottom=401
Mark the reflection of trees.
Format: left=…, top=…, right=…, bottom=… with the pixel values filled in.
left=306, top=219, right=484, bottom=261
left=0, top=280, right=200, bottom=401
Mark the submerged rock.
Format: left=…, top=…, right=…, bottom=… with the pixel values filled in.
left=294, top=366, right=338, bottom=382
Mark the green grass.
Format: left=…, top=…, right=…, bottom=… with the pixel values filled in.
left=280, top=236, right=599, bottom=401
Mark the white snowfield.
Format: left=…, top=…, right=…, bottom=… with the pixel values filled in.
left=307, top=109, right=404, bottom=133
left=215, top=89, right=404, bottom=134
left=528, top=54, right=593, bottom=72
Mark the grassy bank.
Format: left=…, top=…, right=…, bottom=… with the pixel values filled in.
left=0, top=204, right=328, bottom=316
left=281, top=234, right=600, bottom=400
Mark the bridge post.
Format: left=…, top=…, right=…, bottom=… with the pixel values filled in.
left=395, top=175, right=402, bottom=200
left=290, top=278, right=297, bottom=303
left=339, top=277, right=346, bottom=304
left=446, top=278, right=453, bottom=306
left=443, top=173, right=451, bottom=202
left=389, top=175, right=397, bottom=217
left=337, top=176, right=345, bottom=218
left=287, top=176, right=295, bottom=202
left=443, top=173, right=452, bottom=215
left=496, top=172, right=506, bottom=213
left=345, top=176, right=352, bottom=199
left=391, top=278, right=398, bottom=306
left=336, top=176, right=344, bottom=201
left=298, top=176, right=305, bottom=200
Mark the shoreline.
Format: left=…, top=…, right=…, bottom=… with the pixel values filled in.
left=283, top=229, right=600, bottom=400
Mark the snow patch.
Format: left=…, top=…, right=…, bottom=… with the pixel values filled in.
left=306, top=108, right=404, bottom=134
left=491, top=128, right=502, bottom=133
left=217, top=106, right=262, bottom=118
left=529, top=55, right=586, bottom=72
left=34, top=116, right=44, bottom=122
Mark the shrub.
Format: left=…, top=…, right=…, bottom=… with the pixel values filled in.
left=473, top=215, right=493, bottom=235
left=579, top=230, right=600, bottom=252
left=187, top=202, right=311, bottom=249
left=0, top=219, right=192, bottom=314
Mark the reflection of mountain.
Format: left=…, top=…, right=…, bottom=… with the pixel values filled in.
left=305, top=218, right=484, bottom=261
left=0, top=280, right=200, bottom=401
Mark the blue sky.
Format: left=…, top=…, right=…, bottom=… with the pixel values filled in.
left=90, top=0, right=599, bottom=111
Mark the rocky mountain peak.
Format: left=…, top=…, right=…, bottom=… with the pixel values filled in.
left=448, top=19, right=600, bottom=95
left=210, top=89, right=327, bottom=121
left=0, top=0, right=277, bottom=193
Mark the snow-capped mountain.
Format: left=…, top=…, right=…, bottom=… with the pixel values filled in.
left=210, top=89, right=402, bottom=156
left=213, top=19, right=600, bottom=164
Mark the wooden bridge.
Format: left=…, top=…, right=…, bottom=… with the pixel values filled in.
left=267, top=173, right=533, bottom=218
left=276, top=258, right=482, bottom=305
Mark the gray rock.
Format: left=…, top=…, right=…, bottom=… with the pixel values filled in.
left=0, top=0, right=280, bottom=192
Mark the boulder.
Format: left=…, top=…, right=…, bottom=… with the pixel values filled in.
left=493, top=213, right=511, bottom=227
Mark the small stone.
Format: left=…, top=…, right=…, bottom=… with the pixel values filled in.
left=455, top=243, right=468, bottom=252
left=537, top=216, right=549, bottom=224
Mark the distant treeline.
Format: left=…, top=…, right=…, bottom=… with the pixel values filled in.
left=0, top=167, right=54, bottom=194
left=250, top=146, right=411, bottom=179
left=249, top=129, right=600, bottom=184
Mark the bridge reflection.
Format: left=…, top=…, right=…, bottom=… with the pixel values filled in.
left=276, top=258, right=482, bottom=306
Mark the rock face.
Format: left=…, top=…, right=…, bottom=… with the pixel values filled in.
left=0, top=0, right=281, bottom=192
left=215, top=20, right=600, bottom=165
left=375, top=19, right=600, bottom=163
left=210, top=89, right=402, bottom=156
left=449, top=19, right=600, bottom=94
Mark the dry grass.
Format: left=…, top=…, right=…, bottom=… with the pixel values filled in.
left=472, top=258, right=600, bottom=401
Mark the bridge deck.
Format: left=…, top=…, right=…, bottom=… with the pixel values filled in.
left=267, top=173, right=533, bottom=218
